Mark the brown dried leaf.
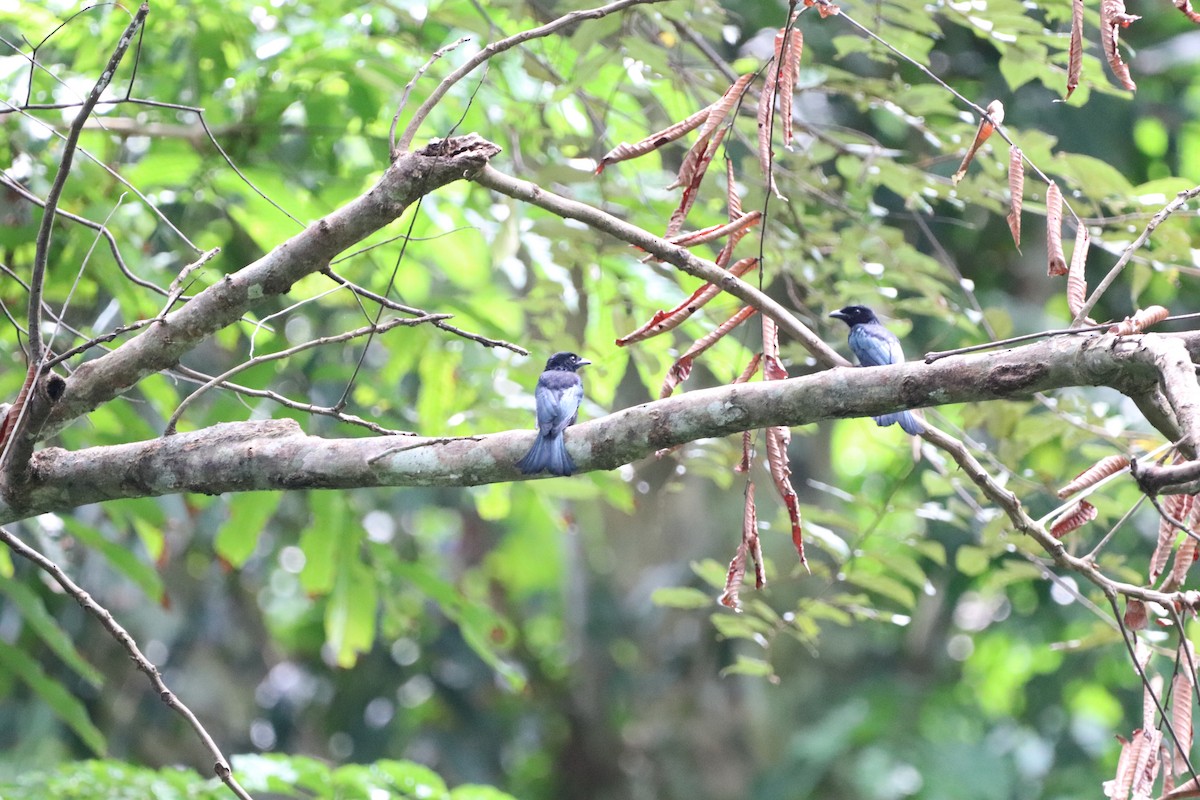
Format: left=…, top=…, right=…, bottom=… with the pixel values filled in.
left=652, top=211, right=763, bottom=267
left=1146, top=674, right=1163, bottom=730
left=1162, top=775, right=1200, bottom=800
left=1134, top=305, right=1171, bottom=330
left=1131, top=728, right=1162, bottom=800
left=1058, top=454, right=1129, bottom=498
left=744, top=482, right=766, bottom=589
left=726, top=157, right=743, bottom=220
left=1049, top=499, right=1097, bottom=538
left=1006, top=146, right=1025, bottom=250
left=1100, top=0, right=1140, bottom=91
left=803, top=0, right=842, bottom=14
left=1173, top=670, right=1194, bottom=775
left=656, top=211, right=763, bottom=256
left=1175, top=0, right=1200, bottom=22
left=1046, top=181, right=1068, bottom=276
left=659, top=305, right=758, bottom=398
left=761, top=314, right=789, bottom=382
left=749, top=527, right=766, bottom=589
left=666, top=123, right=731, bottom=237
left=736, top=353, right=763, bottom=384
left=1067, top=224, right=1090, bottom=317
left=952, top=99, right=1005, bottom=185
left=1068, top=0, right=1085, bottom=98
left=616, top=257, right=758, bottom=346
left=779, top=28, right=804, bottom=148
left=1165, top=742, right=1178, bottom=797
left=1124, top=598, right=1149, bottom=631
left=1168, top=533, right=1199, bottom=591
left=596, top=104, right=713, bottom=173
left=1110, top=305, right=1170, bottom=335
left=735, top=428, right=754, bottom=474
left=757, top=45, right=785, bottom=200
left=766, top=424, right=807, bottom=570
left=762, top=312, right=778, bottom=358
left=718, top=541, right=747, bottom=610
left=1106, top=734, right=1134, bottom=800
left=714, top=212, right=759, bottom=268
left=1153, top=494, right=1192, bottom=582
left=670, top=74, right=755, bottom=192
left=719, top=480, right=769, bottom=607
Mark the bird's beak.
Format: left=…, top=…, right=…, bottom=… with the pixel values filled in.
left=829, top=310, right=846, bottom=320
left=578, top=358, right=592, bottom=366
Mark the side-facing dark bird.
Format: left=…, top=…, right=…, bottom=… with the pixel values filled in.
left=830, top=305, right=922, bottom=435
left=516, top=351, right=591, bottom=476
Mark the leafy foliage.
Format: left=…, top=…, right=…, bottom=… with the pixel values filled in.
left=0, top=756, right=518, bottom=800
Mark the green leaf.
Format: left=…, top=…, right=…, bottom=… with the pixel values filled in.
left=326, top=560, right=377, bottom=668
left=376, top=759, right=449, bottom=799
left=956, top=545, right=993, bottom=576
left=0, top=640, right=105, bottom=756
left=0, top=576, right=103, bottom=687
left=62, top=518, right=164, bottom=605
left=720, top=655, right=776, bottom=679
left=385, top=553, right=523, bottom=690
left=299, top=492, right=346, bottom=595
left=217, top=491, right=284, bottom=567
left=841, top=571, right=916, bottom=609
left=651, top=586, right=714, bottom=609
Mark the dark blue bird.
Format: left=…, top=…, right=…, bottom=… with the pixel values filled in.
left=830, top=305, right=922, bottom=435
left=516, top=352, right=591, bottom=476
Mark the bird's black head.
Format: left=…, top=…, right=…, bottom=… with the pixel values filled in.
left=830, top=305, right=881, bottom=327
left=544, top=352, right=591, bottom=372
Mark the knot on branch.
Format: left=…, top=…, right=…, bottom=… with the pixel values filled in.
left=1132, top=456, right=1200, bottom=497
left=410, top=134, right=501, bottom=181
left=387, top=134, right=502, bottom=205
left=985, top=361, right=1046, bottom=395
left=418, top=133, right=502, bottom=165
left=1, top=371, right=68, bottom=507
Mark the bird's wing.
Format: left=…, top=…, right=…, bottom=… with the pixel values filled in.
left=849, top=323, right=906, bottom=366
left=534, top=373, right=584, bottom=434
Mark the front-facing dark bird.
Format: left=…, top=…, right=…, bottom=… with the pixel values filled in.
left=516, top=352, right=591, bottom=476
left=830, top=305, right=922, bottom=435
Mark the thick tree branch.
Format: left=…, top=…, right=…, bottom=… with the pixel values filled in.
left=4, top=329, right=1185, bottom=522
left=43, top=134, right=501, bottom=437
left=472, top=165, right=848, bottom=368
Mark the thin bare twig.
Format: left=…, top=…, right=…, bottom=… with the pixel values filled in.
left=1073, top=185, right=1200, bottom=326
left=0, top=99, right=200, bottom=252
left=195, top=114, right=302, bottom=226
left=395, top=0, right=671, bottom=151
left=0, top=173, right=169, bottom=297
left=473, top=164, right=845, bottom=366
left=321, top=268, right=528, bottom=354
left=389, top=36, right=471, bottom=158
left=168, top=365, right=411, bottom=435
left=27, top=4, right=148, bottom=368
left=0, top=525, right=254, bottom=800
left=918, top=423, right=1200, bottom=610
left=164, top=315, right=448, bottom=435
left=1108, top=592, right=1198, bottom=787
